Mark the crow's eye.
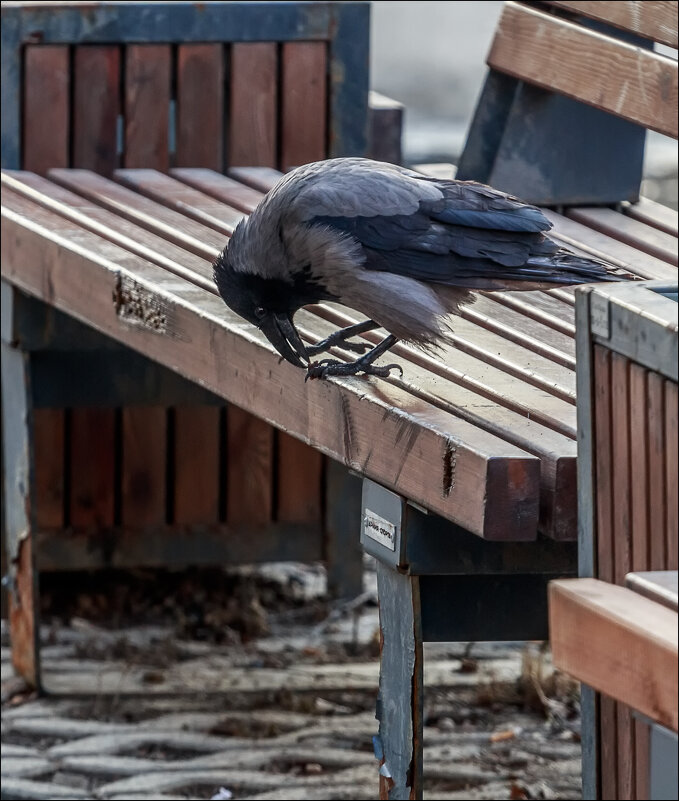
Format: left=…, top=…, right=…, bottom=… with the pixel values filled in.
left=254, top=306, right=266, bottom=320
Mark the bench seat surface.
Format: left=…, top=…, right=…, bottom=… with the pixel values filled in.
left=1, top=167, right=677, bottom=542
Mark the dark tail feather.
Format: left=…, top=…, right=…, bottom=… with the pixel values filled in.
left=524, top=250, right=631, bottom=284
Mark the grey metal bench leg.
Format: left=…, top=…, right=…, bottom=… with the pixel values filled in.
left=325, top=460, right=364, bottom=599
left=1, top=281, right=41, bottom=688
left=376, top=562, right=423, bottom=801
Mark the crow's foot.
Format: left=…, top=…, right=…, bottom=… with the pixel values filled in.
left=305, top=320, right=378, bottom=357
left=305, top=358, right=403, bottom=381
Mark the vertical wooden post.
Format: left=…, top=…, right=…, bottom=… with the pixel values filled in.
left=1, top=282, right=40, bottom=688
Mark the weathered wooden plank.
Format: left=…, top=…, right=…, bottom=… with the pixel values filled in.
left=228, top=43, right=277, bottom=168
left=35, top=522, right=323, bottom=571
left=567, top=207, right=678, bottom=266
left=629, top=365, right=649, bottom=573
left=124, top=45, right=171, bottom=170
left=622, top=197, right=679, bottom=238
left=281, top=42, right=327, bottom=169
left=69, top=408, right=115, bottom=529
left=114, top=169, right=244, bottom=235
left=593, top=346, right=613, bottom=582
left=170, top=168, right=262, bottom=213
left=648, top=373, right=667, bottom=570
left=610, top=354, right=634, bottom=799
left=33, top=409, right=65, bottom=530
left=549, top=578, right=678, bottom=732
left=226, top=406, right=273, bottom=527
left=544, top=208, right=677, bottom=280
left=48, top=168, right=227, bottom=256
left=666, top=380, right=678, bottom=570
left=121, top=407, right=166, bottom=528
left=173, top=406, right=221, bottom=526
left=2, top=171, right=215, bottom=290
left=228, top=166, right=282, bottom=193
left=23, top=46, right=69, bottom=174
left=1, top=189, right=542, bottom=540
left=176, top=44, right=224, bottom=171
left=489, top=2, right=679, bottom=137
left=73, top=46, right=120, bottom=174
left=543, top=1, right=679, bottom=47
left=277, top=432, right=323, bottom=523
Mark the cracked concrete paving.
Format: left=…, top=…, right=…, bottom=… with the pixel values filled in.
left=2, top=562, right=583, bottom=800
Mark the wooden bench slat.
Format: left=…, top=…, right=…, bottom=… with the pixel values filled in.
left=23, top=46, right=70, bottom=174
left=541, top=1, right=679, bottom=48
left=281, top=42, right=327, bottom=169
left=228, top=43, right=278, bottom=168
left=124, top=45, right=171, bottom=170
left=277, top=432, right=323, bottom=524
left=33, top=409, right=65, bottom=530
left=226, top=406, right=274, bottom=527
left=69, top=408, right=115, bottom=529
left=1, top=171, right=216, bottom=292
left=48, top=168, right=227, bottom=257
left=173, top=406, right=221, bottom=526
left=488, top=292, right=575, bottom=337
left=121, top=407, right=167, bottom=527
left=543, top=209, right=678, bottom=280
left=622, top=197, right=679, bottom=237
left=170, top=167, right=263, bottom=213
left=114, top=168, right=244, bottom=235
left=73, top=46, right=120, bottom=175
left=648, top=373, right=668, bottom=570
left=610, top=351, right=634, bottom=799
left=176, top=44, right=224, bottom=171
left=228, top=166, right=283, bottom=193
left=489, top=2, right=679, bottom=138
left=2, top=187, right=542, bottom=540
left=629, top=362, right=653, bottom=801
left=549, top=578, right=678, bottom=732
left=566, top=207, right=678, bottom=266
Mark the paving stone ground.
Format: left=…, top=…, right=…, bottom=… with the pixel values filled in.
left=2, top=561, right=582, bottom=800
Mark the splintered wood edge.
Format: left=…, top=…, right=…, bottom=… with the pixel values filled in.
left=549, top=578, right=678, bottom=730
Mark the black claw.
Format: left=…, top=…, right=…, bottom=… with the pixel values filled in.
left=305, top=358, right=404, bottom=381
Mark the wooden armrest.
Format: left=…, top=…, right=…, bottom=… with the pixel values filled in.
left=549, top=578, right=678, bottom=731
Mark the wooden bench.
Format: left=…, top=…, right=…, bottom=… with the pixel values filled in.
left=550, top=573, right=678, bottom=799
left=454, top=3, right=679, bottom=800
left=0, top=2, right=677, bottom=799
left=0, top=0, right=373, bottom=683
left=576, top=278, right=677, bottom=800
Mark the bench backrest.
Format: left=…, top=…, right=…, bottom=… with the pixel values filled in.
left=1, top=1, right=370, bottom=173
left=457, top=0, right=678, bottom=204
left=0, top=2, right=369, bottom=593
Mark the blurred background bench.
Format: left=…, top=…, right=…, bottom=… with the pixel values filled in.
left=1, top=0, right=374, bottom=688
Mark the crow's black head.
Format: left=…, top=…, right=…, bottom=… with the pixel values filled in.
left=213, top=236, right=337, bottom=369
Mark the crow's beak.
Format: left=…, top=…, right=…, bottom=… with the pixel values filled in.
left=259, top=312, right=308, bottom=368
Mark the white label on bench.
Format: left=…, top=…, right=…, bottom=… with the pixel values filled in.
left=364, top=509, right=396, bottom=551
